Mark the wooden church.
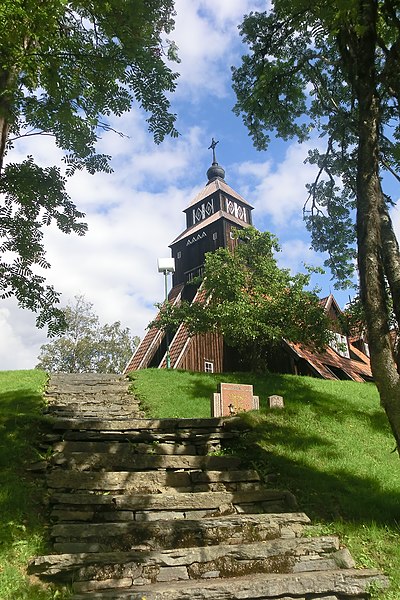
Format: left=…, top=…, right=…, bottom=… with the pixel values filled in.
left=124, top=142, right=372, bottom=382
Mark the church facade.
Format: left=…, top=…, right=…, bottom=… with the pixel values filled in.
left=124, top=145, right=372, bottom=382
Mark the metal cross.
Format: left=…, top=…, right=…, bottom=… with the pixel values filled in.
left=208, top=138, right=219, bottom=164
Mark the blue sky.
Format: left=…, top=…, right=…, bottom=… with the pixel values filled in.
left=1, top=0, right=399, bottom=369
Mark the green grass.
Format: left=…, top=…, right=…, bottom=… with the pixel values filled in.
left=130, top=368, right=400, bottom=599
left=0, top=370, right=71, bottom=600
left=2, top=368, right=397, bottom=598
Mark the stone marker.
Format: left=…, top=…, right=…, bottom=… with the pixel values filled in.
left=268, top=395, right=285, bottom=409
left=211, top=383, right=259, bottom=417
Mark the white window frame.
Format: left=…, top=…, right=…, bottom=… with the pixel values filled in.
left=329, top=331, right=350, bottom=359
left=204, top=360, right=214, bottom=373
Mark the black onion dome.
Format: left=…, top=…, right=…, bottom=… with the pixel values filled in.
left=207, top=161, right=225, bottom=182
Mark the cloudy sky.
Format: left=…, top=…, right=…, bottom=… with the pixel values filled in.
left=2, top=0, right=399, bottom=370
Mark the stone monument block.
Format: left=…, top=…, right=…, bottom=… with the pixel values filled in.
left=268, top=394, right=285, bottom=409
left=211, top=383, right=259, bottom=417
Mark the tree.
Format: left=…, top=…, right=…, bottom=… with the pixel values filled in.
left=36, top=295, right=139, bottom=373
left=0, top=0, right=178, bottom=334
left=232, top=0, right=400, bottom=451
left=153, top=228, right=330, bottom=369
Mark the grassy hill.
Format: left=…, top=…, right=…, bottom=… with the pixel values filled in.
left=130, top=368, right=400, bottom=599
left=0, top=370, right=71, bottom=600
left=0, top=368, right=398, bottom=599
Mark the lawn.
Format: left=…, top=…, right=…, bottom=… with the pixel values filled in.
left=129, top=368, right=400, bottom=600
left=1, top=368, right=398, bottom=599
left=0, top=370, right=71, bottom=600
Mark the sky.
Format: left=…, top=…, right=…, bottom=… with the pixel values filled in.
left=2, top=0, right=400, bottom=370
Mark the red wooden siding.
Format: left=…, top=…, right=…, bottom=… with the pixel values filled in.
left=177, top=331, right=224, bottom=372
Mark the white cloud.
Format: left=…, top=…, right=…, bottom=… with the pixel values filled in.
left=0, top=304, right=44, bottom=370
left=171, top=0, right=266, bottom=99
left=237, top=141, right=320, bottom=229
left=277, top=239, right=324, bottom=273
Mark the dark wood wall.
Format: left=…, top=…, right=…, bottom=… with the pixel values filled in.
left=177, top=331, right=224, bottom=372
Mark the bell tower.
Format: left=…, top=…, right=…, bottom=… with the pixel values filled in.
left=125, top=140, right=254, bottom=373
left=169, top=139, right=253, bottom=292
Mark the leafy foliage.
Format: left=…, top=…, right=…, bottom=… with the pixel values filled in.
left=0, top=0, right=179, bottom=332
left=0, top=157, right=87, bottom=335
left=35, top=295, right=139, bottom=373
left=232, top=0, right=400, bottom=289
left=153, top=228, right=330, bottom=368
left=232, top=0, right=400, bottom=451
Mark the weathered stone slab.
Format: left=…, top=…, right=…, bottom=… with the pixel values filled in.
left=61, top=430, right=238, bottom=444
left=52, top=441, right=198, bottom=455
left=47, top=468, right=261, bottom=492
left=50, top=513, right=311, bottom=552
left=52, top=418, right=227, bottom=431
left=70, top=569, right=389, bottom=600
left=50, top=490, right=304, bottom=512
left=190, top=470, right=260, bottom=483
left=50, top=510, right=95, bottom=522
left=47, top=470, right=192, bottom=492
left=51, top=452, right=241, bottom=472
left=157, top=566, right=189, bottom=582
left=72, top=577, right=133, bottom=593
left=29, top=536, right=340, bottom=579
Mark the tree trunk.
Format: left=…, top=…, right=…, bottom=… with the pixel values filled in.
left=355, top=0, right=400, bottom=452
left=0, top=68, right=16, bottom=173
left=379, top=202, right=400, bottom=326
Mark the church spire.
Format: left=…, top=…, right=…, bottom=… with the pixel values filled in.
left=206, top=138, right=225, bottom=183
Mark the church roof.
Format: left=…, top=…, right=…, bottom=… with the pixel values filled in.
left=283, top=339, right=372, bottom=382
left=169, top=210, right=250, bottom=246
left=187, top=178, right=254, bottom=209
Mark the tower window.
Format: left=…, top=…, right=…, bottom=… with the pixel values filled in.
left=177, top=251, right=182, bottom=259
left=213, top=232, right=218, bottom=241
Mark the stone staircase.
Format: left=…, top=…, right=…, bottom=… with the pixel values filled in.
left=30, top=373, right=388, bottom=599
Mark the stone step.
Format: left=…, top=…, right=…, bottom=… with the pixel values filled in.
left=47, top=468, right=263, bottom=496
left=52, top=440, right=201, bottom=455
left=49, top=490, right=297, bottom=523
left=50, top=512, right=310, bottom=553
left=33, top=374, right=389, bottom=600
left=46, top=376, right=129, bottom=389
left=47, top=394, right=140, bottom=411
left=51, top=452, right=242, bottom=472
left=46, top=383, right=131, bottom=392
left=68, top=569, right=389, bottom=599
left=52, top=430, right=238, bottom=449
left=50, top=490, right=298, bottom=511
left=46, top=391, right=134, bottom=402
left=46, top=413, right=147, bottom=421
left=30, top=535, right=348, bottom=584
left=50, top=417, right=244, bottom=432
left=46, top=408, right=142, bottom=416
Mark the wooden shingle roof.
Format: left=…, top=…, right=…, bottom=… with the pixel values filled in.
left=187, top=178, right=253, bottom=208
left=124, top=284, right=184, bottom=373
